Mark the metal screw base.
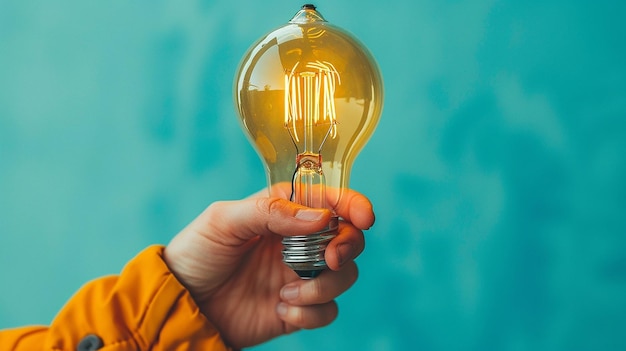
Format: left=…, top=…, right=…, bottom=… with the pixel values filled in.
left=282, top=216, right=339, bottom=279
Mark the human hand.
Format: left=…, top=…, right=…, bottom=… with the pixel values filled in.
left=163, top=185, right=375, bottom=349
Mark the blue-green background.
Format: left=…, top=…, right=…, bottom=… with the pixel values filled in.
left=1, top=0, right=625, bottom=350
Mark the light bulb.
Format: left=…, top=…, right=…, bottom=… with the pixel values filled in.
left=234, top=4, right=383, bottom=279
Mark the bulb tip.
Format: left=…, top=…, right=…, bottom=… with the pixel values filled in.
left=290, top=3, right=326, bottom=23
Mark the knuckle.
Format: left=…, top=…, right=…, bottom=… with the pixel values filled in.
left=349, top=260, right=359, bottom=278
left=320, top=302, right=339, bottom=327
left=203, top=201, right=227, bottom=222
left=256, top=197, right=285, bottom=216
left=309, top=277, right=324, bottom=301
left=291, top=304, right=338, bottom=329
left=291, top=306, right=306, bottom=327
left=345, top=261, right=359, bottom=287
left=257, top=197, right=288, bottom=234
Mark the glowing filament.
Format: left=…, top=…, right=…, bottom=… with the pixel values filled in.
left=284, top=61, right=339, bottom=146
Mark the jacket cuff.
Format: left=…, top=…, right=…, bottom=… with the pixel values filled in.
left=45, top=245, right=231, bottom=350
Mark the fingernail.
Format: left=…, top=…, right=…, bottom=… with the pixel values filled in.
left=276, top=302, right=289, bottom=316
left=281, top=285, right=299, bottom=301
left=337, top=243, right=354, bottom=266
left=295, top=208, right=325, bottom=221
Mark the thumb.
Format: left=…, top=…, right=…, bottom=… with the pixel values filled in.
left=190, top=197, right=333, bottom=245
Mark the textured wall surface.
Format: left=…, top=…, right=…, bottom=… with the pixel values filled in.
left=1, top=1, right=625, bottom=350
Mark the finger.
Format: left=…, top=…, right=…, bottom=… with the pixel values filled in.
left=249, top=185, right=375, bottom=230
left=324, top=223, right=365, bottom=271
left=190, top=197, right=332, bottom=245
left=276, top=301, right=339, bottom=330
left=280, top=261, right=358, bottom=305
left=330, top=189, right=375, bottom=230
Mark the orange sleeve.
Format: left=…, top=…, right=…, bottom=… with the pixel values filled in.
left=0, top=245, right=232, bottom=351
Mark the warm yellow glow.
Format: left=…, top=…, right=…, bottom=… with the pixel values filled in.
left=284, top=60, right=339, bottom=144
left=235, top=6, right=383, bottom=210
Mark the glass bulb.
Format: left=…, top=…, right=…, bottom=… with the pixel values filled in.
left=234, top=4, right=383, bottom=278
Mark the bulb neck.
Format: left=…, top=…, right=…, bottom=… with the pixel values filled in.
left=291, top=152, right=326, bottom=208
left=289, top=4, right=327, bottom=24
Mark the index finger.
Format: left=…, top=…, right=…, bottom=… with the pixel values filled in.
left=331, top=189, right=375, bottom=230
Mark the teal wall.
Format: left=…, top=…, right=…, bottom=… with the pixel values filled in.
left=1, top=0, right=625, bottom=350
